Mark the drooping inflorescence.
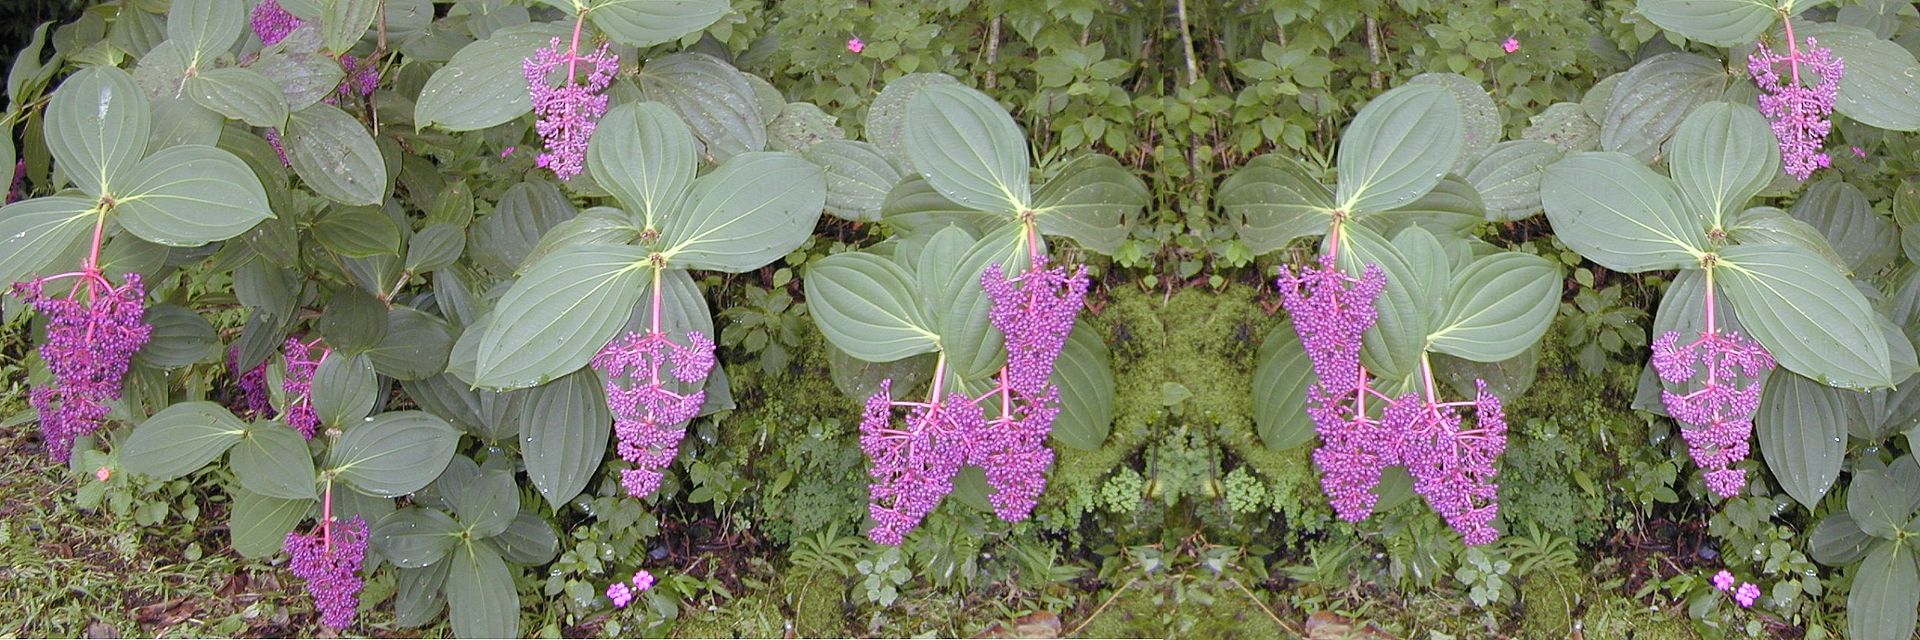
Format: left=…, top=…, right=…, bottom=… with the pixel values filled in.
left=281, top=337, right=327, bottom=439
left=1651, top=326, right=1774, bottom=498
left=10, top=273, right=153, bottom=462
left=593, top=330, right=716, bottom=499
left=522, top=35, right=619, bottom=180
left=284, top=515, right=370, bottom=630
left=249, top=0, right=301, bottom=47
left=1276, top=252, right=1508, bottom=544
left=982, top=257, right=1089, bottom=395
left=1749, top=35, right=1844, bottom=180
left=859, top=380, right=980, bottom=546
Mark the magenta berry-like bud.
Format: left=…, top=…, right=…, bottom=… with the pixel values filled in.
left=1749, top=37, right=1843, bottom=180
left=523, top=38, right=619, bottom=181
left=284, top=516, right=369, bottom=630
left=12, top=273, right=153, bottom=461
left=594, top=330, right=716, bottom=499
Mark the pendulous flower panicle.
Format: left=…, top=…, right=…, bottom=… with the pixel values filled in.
left=860, top=381, right=978, bottom=546
left=284, top=516, right=370, bottom=630
left=594, top=330, right=716, bottom=499
left=523, top=37, right=619, bottom=181
left=1749, top=36, right=1844, bottom=180
left=280, top=337, right=327, bottom=439
left=1652, top=328, right=1774, bottom=498
left=12, top=273, right=153, bottom=461
left=982, top=257, right=1090, bottom=396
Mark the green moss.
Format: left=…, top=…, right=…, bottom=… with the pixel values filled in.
left=1074, top=576, right=1288, bottom=639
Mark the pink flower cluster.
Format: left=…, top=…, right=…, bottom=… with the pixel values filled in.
left=1749, top=36, right=1843, bottom=180
left=854, top=257, right=1090, bottom=545
left=1651, top=327, right=1774, bottom=498
left=1712, top=570, right=1761, bottom=608
left=229, top=346, right=274, bottom=418
left=250, top=0, right=301, bottom=47
left=281, top=337, right=327, bottom=439
left=11, top=273, right=152, bottom=462
left=523, top=37, right=619, bottom=180
left=606, top=569, right=656, bottom=609
left=593, top=330, right=716, bottom=499
left=325, top=54, right=380, bottom=105
left=1277, top=254, right=1509, bottom=545
left=284, top=516, right=369, bottom=630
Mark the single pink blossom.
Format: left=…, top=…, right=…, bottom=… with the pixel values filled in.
left=606, top=582, right=633, bottom=608
left=1852, top=146, right=1866, bottom=158
left=95, top=466, right=111, bottom=482
left=848, top=37, right=865, bottom=54
left=632, top=569, right=655, bottom=591
left=500, top=146, right=516, bottom=158
left=1502, top=37, right=1520, bottom=54
left=1733, top=582, right=1761, bottom=608
left=1712, top=570, right=1736, bottom=592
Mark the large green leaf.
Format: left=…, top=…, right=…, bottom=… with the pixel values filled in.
left=327, top=411, right=459, bottom=497
left=880, top=175, right=1001, bottom=238
left=46, top=66, right=149, bottom=197
left=589, top=102, right=695, bottom=227
left=1408, top=72, right=1499, bottom=173
left=1427, top=252, right=1561, bottom=362
left=312, top=352, right=378, bottom=427
left=1032, top=154, right=1146, bottom=256
left=1334, top=83, right=1462, bottom=215
left=1669, top=102, right=1778, bottom=229
left=805, top=252, right=940, bottom=363
left=660, top=152, right=825, bottom=272
left=585, top=0, right=728, bottom=47
left=635, top=52, right=765, bottom=163
left=1362, top=176, right=1486, bottom=238
left=1790, top=180, right=1898, bottom=276
left=1050, top=321, right=1114, bottom=451
left=228, top=487, right=312, bottom=559
left=473, top=246, right=651, bottom=389
left=404, top=223, right=466, bottom=274
left=370, top=507, right=461, bottom=568
left=133, top=304, right=215, bottom=369
left=1600, top=53, right=1727, bottom=162
left=1801, top=22, right=1920, bottom=132
left=1219, top=155, right=1334, bottom=256
left=1463, top=140, right=1560, bottom=222
left=120, top=401, right=247, bottom=480
left=519, top=368, right=610, bottom=509
left=1540, top=152, right=1707, bottom=272
left=866, top=73, right=962, bottom=170
left=1849, top=466, right=1912, bottom=539
left=493, top=512, right=560, bottom=565
left=316, top=286, right=390, bottom=353
left=1717, top=244, right=1893, bottom=389
left=285, top=103, right=387, bottom=205
left=366, top=306, right=457, bottom=381
left=414, top=29, right=552, bottom=131
left=319, top=0, right=380, bottom=53
left=230, top=422, right=318, bottom=500
left=114, top=145, right=273, bottom=246
left=450, top=472, right=518, bottom=539
left=1728, top=206, right=1848, bottom=272
left=1810, top=513, right=1875, bottom=566
left=472, top=181, right=585, bottom=274
left=446, top=542, right=518, bottom=639
left=1850, top=541, right=1920, bottom=640
left=905, top=84, right=1031, bottom=212
left=1755, top=371, right=1847, bottom=508
left=1635, top=0, right=1781, bottom=46
left=1331, top=224, right=1428, bottom=380
left=167, top=0, right=243, bottom=63
left=805, top=140, right=902, bottom=223
left=393, top=563, right=450, bottom=628
left=1252, top=321, right=1315, bottom=451
left=0, top=196, right=95, bottom=286
left=184, top=67, right=287, bottom=127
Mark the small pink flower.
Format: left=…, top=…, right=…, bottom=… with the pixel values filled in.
left=631, top=569, right=655, bottom=591
left=1712, top=570, right=1736, bottom=591
left=1733, top=582, right=1760, bottom=608
left=1502, top=37, right=1520, bottom=54
left=1852, top=146, right=1866, bottom=158
left=95, top=466, right=111, bottom=482
left=500, top=146, right=516, bottom=158
left=847, top=37, right=865, bottom=54
left=606, top=582, right=633, bottom=608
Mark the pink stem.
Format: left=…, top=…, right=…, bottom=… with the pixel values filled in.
left=322, top=480, right=333, bottom=554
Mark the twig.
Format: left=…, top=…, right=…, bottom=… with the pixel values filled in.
left=1173, top=0, right=1199, bottom=86
left=1065, top=576, right=1139, bottom=637
left=1366, top=17, right=1382, bottom=90
left=985, top=17, right=1001, bottom=89
left=1228, top=576, right=1302, bottom=636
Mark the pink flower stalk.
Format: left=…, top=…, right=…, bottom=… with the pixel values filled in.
left=1713, top=569, right=1737, bottom=592
left=1276, top=255, right=1388, bottom=520
left=1749, top=35, right=1843, bottom=180
left=281, top=337, right=327, bottom=439
left=606, top=582, right=633, bottom=608
left=1651, top=326, right=1773, bottom=498
left=265, top=129, right=291, bottom=166
left=1734, top=582, right=1761, bottom=608
left=250, top=0, right=302, bottom=47
left=1502, top=37, right=1520, bottom=54
left=847, top=37, right=866, bottom=54
left=593, top=330, right=715, bottom=499
left=632, top=569, right=655, bottom=591
left=284, top=516, right=369, bottom=630
left=982, top=258, right=1088, bottom=396
left=859, top=380, right=980, bottom=546
left=1385, top=381, right=1508, bottom=546
left=230, top=346, right=275, bottom=418
left=11, top=273, right=152, bottom=462
left=523, top=36, right=618, bottom=180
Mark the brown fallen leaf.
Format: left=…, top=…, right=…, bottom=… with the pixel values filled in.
left=1304, top=611, right=1397, bottom=640
left=976, top=611, right=1064, bottom=638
